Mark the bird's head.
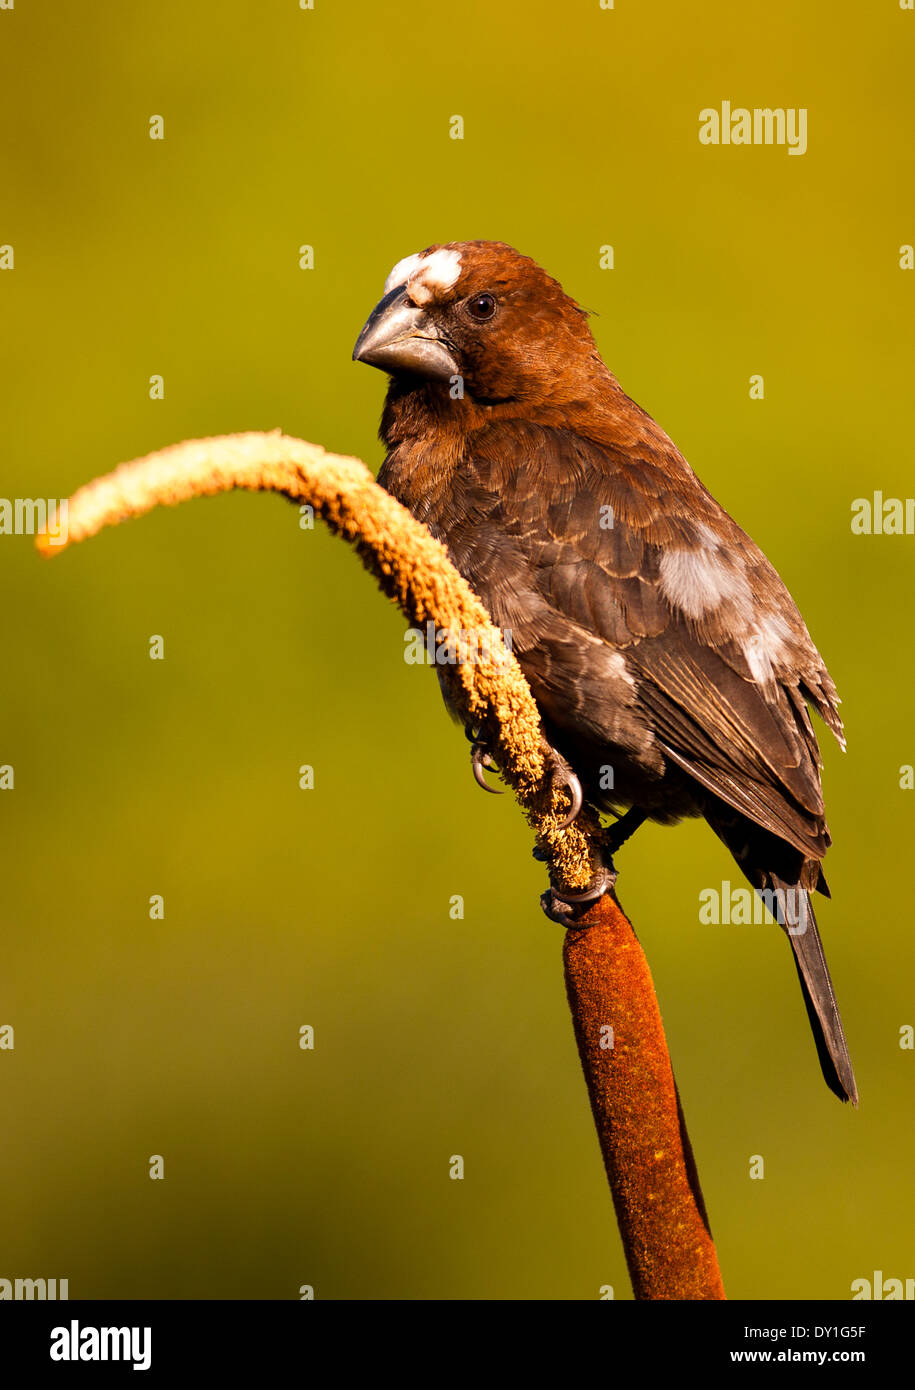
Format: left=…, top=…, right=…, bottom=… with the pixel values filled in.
left=352, top=241, right=604, bottom=407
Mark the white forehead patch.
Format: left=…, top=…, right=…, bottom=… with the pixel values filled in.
left=413, top=248, right=462, bottom=296
left=382, top=247, right=463, bottom=305
left=384, top=253, right=426, bottom=295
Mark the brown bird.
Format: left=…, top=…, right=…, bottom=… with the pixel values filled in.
left=353, top=240, right=857, bottom=1104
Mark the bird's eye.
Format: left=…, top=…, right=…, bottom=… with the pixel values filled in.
left=465, top=293, right=497, bottom=321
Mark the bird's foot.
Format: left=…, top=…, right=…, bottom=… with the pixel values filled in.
left=466, top=727, right=583, bottom=828
left=465, top=724, right=504, bottom=795
left=540, top=862, right=617, bottom=925
left=548, top=753, right=583, bottom=830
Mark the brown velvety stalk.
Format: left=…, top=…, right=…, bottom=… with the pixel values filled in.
left=38, top=430, right=725, bottom=1300
left=563, top=890, right=725, bottom=1299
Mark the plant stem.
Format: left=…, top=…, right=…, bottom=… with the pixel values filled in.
left=563, top=890, right=725, bottom=1299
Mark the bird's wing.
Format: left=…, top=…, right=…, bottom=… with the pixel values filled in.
left=433, top=422, right=842, bottom=855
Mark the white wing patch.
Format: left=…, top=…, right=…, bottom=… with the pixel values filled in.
left=659, top=544, right=754, bottom=620
left=660, top=524, right=793, bottom=685
left=741, top=614, right=793, bottom=684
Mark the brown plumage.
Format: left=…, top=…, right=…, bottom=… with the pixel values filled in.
left=353, top=240, right=857, bottom=1104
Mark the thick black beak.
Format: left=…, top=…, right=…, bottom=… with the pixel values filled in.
left=352, top=287, right=458, bottom=381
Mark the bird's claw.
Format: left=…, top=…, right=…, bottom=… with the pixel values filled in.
left=468, top=733, right=583, bottom=820
left=470, top=738, right=504, bottom=795
left=552, top=763, right=583, bottom=829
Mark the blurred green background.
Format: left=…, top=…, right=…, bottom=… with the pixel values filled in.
left=1, top=0, right=912, bottom=1300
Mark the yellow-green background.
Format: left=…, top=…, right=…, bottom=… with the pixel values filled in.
left=1, top=0, right=912, bottom=1300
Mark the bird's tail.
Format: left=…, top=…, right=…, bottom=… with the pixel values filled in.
left=765, top=875, right=858, bottom=1106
